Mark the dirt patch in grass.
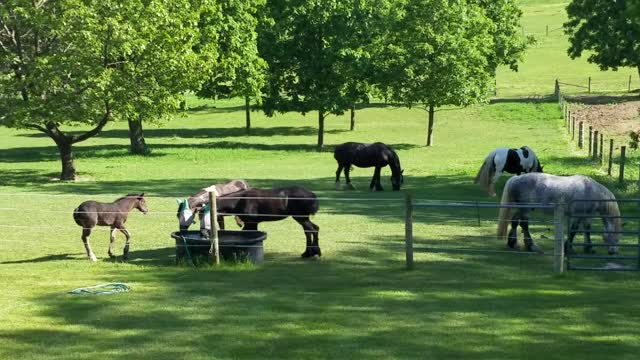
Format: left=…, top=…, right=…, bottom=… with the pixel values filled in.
left=567, top=95, right=640, bottom=137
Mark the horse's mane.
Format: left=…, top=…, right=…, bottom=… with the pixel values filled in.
left=115, top=193, right=143, bottom=202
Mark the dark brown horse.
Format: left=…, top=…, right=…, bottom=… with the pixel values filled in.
left=217, top=186, right=321, bottom=258
left=73, top=193, right=148, bottom=261
left=334, top=142, right=404, bottom=191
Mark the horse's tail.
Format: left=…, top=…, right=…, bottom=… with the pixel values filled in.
left=474, top=150, right=496, bottom=194
left=497, top=179, right=514, bottom=240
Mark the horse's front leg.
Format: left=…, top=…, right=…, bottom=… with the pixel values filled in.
left=82, top=227, right=97, bottom=262
left=370, top=167, right=383, bottom=191
left=217, top=215, right=225, bottom=230
left=335, top=164, right=344, bottom=190
left=108, top=226, right=118, bottom=258
left=344, top=164, right=355, bottom=190
left=119, top=227, right=132, bottom=260
left=583, top=220, right=595, bottom=254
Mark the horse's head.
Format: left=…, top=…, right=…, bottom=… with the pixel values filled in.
left=176, top=198, right=195, bottom=231
left=391, top=169, right=404, bottom=191
left=600, top=199, right=623, bottom=255
left=132, top=193, right=148, bottom=214
left=536, top=162, right=544, bottom=173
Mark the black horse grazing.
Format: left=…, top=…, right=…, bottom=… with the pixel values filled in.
left=217, top=186, right=321, bottom=258
left=334, top=142, right=404, bottom=191
left=73, top=193, right=148, bottom=261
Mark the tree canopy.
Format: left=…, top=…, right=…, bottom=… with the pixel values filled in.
left=0, top=0, right=218, bottom=179
left=564, top=0, right=640, bottom=76
left=258, top=0, right=381, bottom=150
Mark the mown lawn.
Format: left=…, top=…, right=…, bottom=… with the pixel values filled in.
left=1, top=97, right=639, bottom=359
left=2, top=0, right=640, bottom=358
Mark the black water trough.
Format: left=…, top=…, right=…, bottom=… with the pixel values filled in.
left=171, top=230, right=267, bottom=264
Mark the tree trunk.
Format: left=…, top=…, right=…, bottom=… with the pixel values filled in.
left=317, top=110, right=325, bottom=151
left=57, top=139, right=76, bottom=181
left=350, top=104, right=355, bottom=131
left=426, top=104, right=435, bottom=146
left=128, top=118, right=148, bottom=154
left=245, top=95, right=251, bottom=134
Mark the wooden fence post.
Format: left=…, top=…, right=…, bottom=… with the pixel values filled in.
left=554, top=203, right=565, bottom=274
left=588, top=126, right=593, bottom=155
left=593, top=130, right=599, bottom=159
left=599, top=133, right=604, bottom=164
left=571, top=116, right=576, bottom=140
left=620, top=146, right=627, bottom=184
left=555, top=79, right=560, bottom=98
left=629, top=75, right=632, bottom=93
left=588, top=76, right=591, bottom=93
left=567, top=110, right=571, bottom=133
left=608, top=139, right=614, bottom=176
left=405, top=193, right=414, bottom=270
left=578, top=122, right=583, bottom=148
left=208, top=190, right=220, bottom=265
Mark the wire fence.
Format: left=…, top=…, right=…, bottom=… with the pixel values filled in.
left=2, top=192, right=639, bottom=272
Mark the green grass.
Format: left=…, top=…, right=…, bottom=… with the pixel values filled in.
left=2, top=99, right=640, bottom=359
left=2, top=1, right=640, bottom=359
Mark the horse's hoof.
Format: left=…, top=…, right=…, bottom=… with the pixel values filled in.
left=489, top=192, right=497, bottom=197
left=108, top=253, right=115, bottom=258
left=89, top=255, right=97, bottom=262
left=345, top=184, right=355, bottom=191
left=526, top=244, right=543, bottom=253
left=335, top=182, right=342, bottom=191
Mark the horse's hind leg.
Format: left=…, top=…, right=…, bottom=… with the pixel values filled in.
left=294, top=216, right=320, bottom=258
left=82, top=227, right=98, bottom=262
left=520, top=212, right=541, bottom=253
left=108, top=226, right=118, bottom=258
left=583, top=220, right=595, bottom=254
left=507, top=213, right=519, bottom=249
left=335, top=164, right=344, bottom=190
left=566, top=220, right=580, bottom=255
left=344, top=165, right=355, bottom=190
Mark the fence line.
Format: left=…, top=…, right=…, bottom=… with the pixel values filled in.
left=555, top=79, right=633, bottom=184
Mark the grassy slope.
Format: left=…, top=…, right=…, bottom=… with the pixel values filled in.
left=1, top=1, right=640, bottom=359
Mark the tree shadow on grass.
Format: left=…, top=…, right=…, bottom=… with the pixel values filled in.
left=489, top=95, right=557, bottom=104
left=16, top=126, right=349, bottom=139
left=566, top=94, right=640, bottom=105
left=5, top=240, right=640, bottom=359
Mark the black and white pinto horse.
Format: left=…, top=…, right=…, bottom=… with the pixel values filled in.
left=497, top=173, right=622, bottom=255
left=334, top=142, right=404, bottom=191
left=474, top=146, right=543, bottom=197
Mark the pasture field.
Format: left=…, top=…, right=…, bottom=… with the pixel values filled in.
left=496, top=0, right=639, bottom=96
left=2, top=0, right=640, bottom=358
left=2, top=97, right=640, bottom=359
